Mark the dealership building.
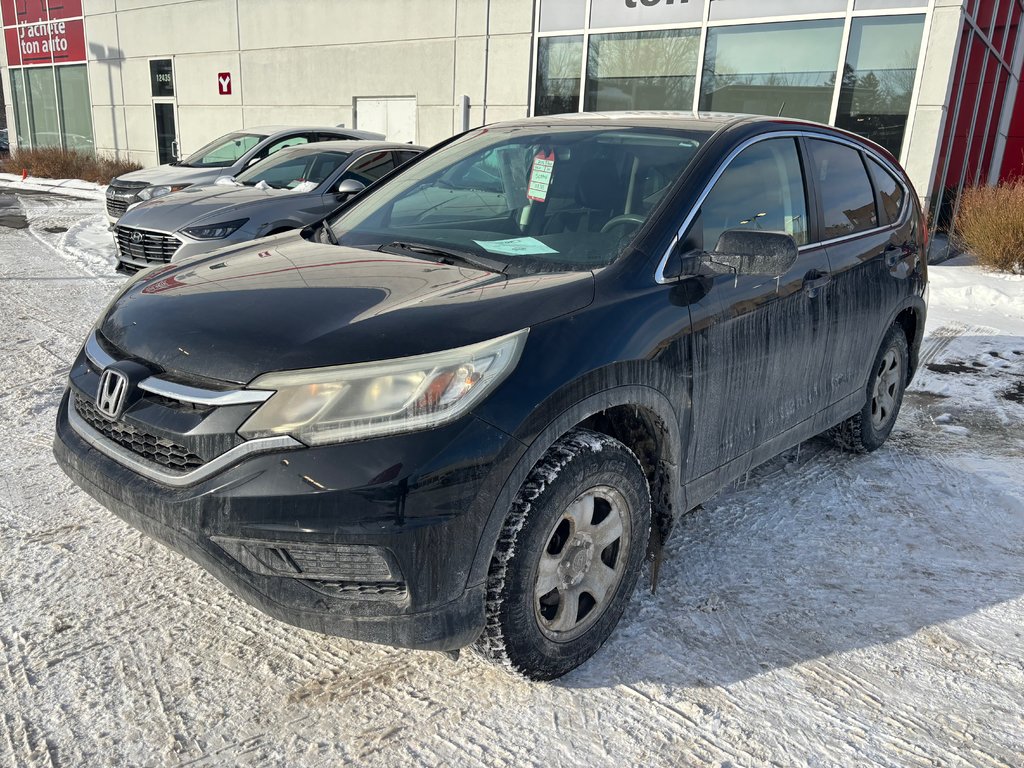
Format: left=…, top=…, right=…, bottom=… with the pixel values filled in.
left=2, top=0, right=1023, bottom=216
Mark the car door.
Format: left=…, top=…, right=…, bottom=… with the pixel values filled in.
left=683, top=136, right=831, bottom=483
left=805, top=138, right=916, bottom=410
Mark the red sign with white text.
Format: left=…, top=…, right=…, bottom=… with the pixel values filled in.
left=2, top=0, right=86, bottom=67
left=218, top=72, right=232, bottom=95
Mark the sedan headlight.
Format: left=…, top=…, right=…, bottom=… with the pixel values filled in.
left=137, top=184, right=189, bottom=201
left=239, top=329, right=529, bottom=445
left=182, top=219, right=248, bottom=240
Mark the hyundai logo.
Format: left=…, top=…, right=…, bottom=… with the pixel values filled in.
left=96, top=368, right=129, bottom=420
left=130, top=231, right=144, bottom=245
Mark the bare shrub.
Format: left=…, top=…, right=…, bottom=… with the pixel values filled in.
left=954, top=182, right=1024, bottom=274
left=0, top=147, right=141, bottom=185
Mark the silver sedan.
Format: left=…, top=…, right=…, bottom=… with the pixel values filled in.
left=112, top=140, right=424, bottom=272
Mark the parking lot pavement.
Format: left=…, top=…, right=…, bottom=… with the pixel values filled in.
left=1, top=194, right=1022, bottom=767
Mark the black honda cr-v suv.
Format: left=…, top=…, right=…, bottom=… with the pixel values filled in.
left=55, top=114, right=926, bottom=680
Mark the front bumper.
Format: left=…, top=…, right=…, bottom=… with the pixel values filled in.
left=54, top=390, right=523, bottom=651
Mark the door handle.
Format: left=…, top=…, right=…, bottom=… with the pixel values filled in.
left=802, top=272, right=831, bottom=298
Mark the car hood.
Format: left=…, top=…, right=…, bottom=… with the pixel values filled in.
left=114, top=165, right=229, bottom=187
left=99, top=236, right=596, bottom=384
left=118, top=184, right=310, bottom=231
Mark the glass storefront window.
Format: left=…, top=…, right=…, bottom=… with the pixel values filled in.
left=584, top=29, right=699, bottom=112
left=26, top=67, right=60, bottom=148
left=8, top=64, right=95, bottom=151
left=835, top=16, right=925, bottom=159
left=56, top=65, right=94, bottom=151
left=535, top=35, right=583, bottom=116
left=9, top=70, right=30, bottom=148
left=699, top=20, right=844, bottom=123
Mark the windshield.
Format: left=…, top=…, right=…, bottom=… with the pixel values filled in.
left=234, top=149, right=351, bottom=189
left=327, top=125, right=709, bottom=271
left=181, top=132, right=266, bottom=168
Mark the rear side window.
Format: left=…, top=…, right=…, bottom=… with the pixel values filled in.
left=808, top=140, right=877, bottom=239
left=696, top=137, right=809, bottom=249
left=867, top=157, right=905, bottom=225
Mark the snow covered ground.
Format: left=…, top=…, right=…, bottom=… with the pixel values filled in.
left=1, top=192, right=1022, bottom=767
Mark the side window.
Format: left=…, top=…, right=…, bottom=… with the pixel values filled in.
left=808, top=140, right=878, bottom=239
left=396, top=150, right=421, bottom=166
left=695, top=138, right=809, bottom=249
left=263, top=134, right=311, bottom=157
left=341, top=152, right=396, bottom=185
left=867, top=157, right=905, bottom=225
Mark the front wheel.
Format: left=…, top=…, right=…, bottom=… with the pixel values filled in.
left=475, top=429, right=651, bottom=680
left=828, top=324, right=909, bottom=453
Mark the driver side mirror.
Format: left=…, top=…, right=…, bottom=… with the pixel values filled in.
left=668, top=229, right=798, bottom=280
left=245, top=155, right=262, bottom=168
left=334, top=178, right=366, bottom=199
left=707, top=229, right=799, bottom=276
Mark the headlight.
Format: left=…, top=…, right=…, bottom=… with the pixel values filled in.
left=239, top=329, right=528, bottom=445
left=182, top=219, right=248, bottom=240
left=137, top=184, right=189, bottom=201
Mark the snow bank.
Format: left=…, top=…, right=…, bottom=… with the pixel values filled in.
left=0, top=171, right=106, bottom=201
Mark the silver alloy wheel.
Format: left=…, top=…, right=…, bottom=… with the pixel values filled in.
left=533, top=485, right=631, bottom=642
left=871, top=346, right=903, bottom=430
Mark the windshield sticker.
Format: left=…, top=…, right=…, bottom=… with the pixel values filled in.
left=527, top=150, right=555, bottom=202
left=474, top=237, right=558, bottom=256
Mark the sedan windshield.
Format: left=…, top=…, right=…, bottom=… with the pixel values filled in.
left=181, top=132, right=266, bottom=168
left=234, top=149, right=351, bottom=189
left=327, top=125, right=709, bottom=271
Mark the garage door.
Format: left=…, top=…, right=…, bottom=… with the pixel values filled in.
left=354, top=97, right=417, bottom=143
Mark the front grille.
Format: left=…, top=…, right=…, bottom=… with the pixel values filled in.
left=115, top=226, right=181, bottom=265
left=106, top=197, right=130, bottom=218
left=106, top=181, right=147, bottom=219
left=74, top=393, right=205, bottom=471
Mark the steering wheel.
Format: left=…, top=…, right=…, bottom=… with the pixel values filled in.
left=600, top=214, right=645, bottom=234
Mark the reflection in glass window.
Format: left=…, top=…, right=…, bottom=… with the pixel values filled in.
left=535, top=36, right=583, bottom=116
left=9, top=70, right=29, bottom=147
left=808, top=139, right=878, bottom=239
left=342, top=152, right=396, bottom=184
left=699, top=20, right=844, bottom=123
left=867, top=157, right=905, bottom=224
left=584, top=29, right=699, bottom=112
left=695, top=138, right=809, bottom=249
left=26, top=67, right=60, bottom=148
left=56, top=66, right=94, bottom=151
left=835, top=16, right=925, bottom=159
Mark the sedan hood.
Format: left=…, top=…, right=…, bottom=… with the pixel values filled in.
left=118, top=184, right=304, bottom=232
left=114, top=165, right=228, bottom=188
left=99, top=237, right=595, bottom=384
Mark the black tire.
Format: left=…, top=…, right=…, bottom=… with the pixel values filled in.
left=475, top=428, right=651, bottom=680
left=828, top=324, right=909, bottom=453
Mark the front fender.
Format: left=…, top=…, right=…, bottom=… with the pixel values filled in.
left=468, top=382, right=686, bottom=588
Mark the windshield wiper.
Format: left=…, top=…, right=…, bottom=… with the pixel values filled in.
left=380, top=241, right=507, bottom=274
left=318, top=221, right=338, bottom=245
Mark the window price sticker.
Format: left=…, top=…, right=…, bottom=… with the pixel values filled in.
left=527, top=150, right=555, bottom=202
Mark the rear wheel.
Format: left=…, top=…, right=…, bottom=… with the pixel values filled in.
left=828, top=324, right=909, bottom=453
left=475, top=429, right=651, bottom=680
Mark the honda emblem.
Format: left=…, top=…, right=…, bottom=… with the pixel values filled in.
left=96, top=368, right=129, bottom=420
